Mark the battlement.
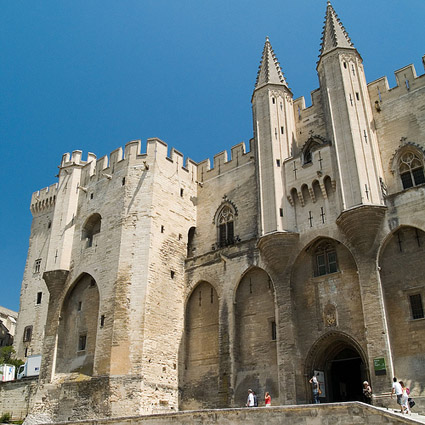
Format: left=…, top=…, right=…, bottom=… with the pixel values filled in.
left=368, top=56, right=425, bottom=102
left=69, top=138, right=199, bottom=184
left=293, top=88, right=322, bottom=116
left=197, top=140, right=254, bottom=182
left=30, top=183, right=58, bottom=214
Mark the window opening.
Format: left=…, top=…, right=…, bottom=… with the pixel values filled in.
left=36, top=292, right=42, bottom=305
left=78, top=301, right=82, bottom=311
left=100, top=315, right=105, bottom=328
left=399, top=151, right=425, bottom=189
left=34, top=259, right=42, bottom=274
left=217, top=206, right=235, bottom=248
left=356, top=92, right=360, bottom=101
left=281, top=126, right=284, bottom=134
left=409, top=294, right=424, bottom=320
left=90, top=193, right=94, bottom=200
left=82, top=214, right=101, bottom=248
left=170, top=270, right=175, bottom=279
left=161, top=225, right=165, bottom=233
left=180, top=188, right=184, bottom=197
left=78, top=334, right=87, bottom=351
left=276, top=159, right=281, bottom=167
left=23, top=325, right=33, bottom=342
left=271, top=321, right=277, bottom=341
left=211, top=287, right=214, bottom=303
left=314, top=242, right=338, bottom=276
left=272, top=97, right=275, bottom=104
left=279, top=208, right=283, bottom=217
left=122, top=177, right=126, bottom=186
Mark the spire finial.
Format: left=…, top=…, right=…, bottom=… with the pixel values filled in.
left=319, top=1, right=355, bottom=58
left=254, top=37, right=288, bottom=90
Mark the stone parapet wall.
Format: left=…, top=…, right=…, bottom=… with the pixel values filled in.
left=44, top=403, right=422, bottom=425
left=0, top=379, right=39, bottom=421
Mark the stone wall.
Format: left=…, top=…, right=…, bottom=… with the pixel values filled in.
left=0, top=379, right=38, bottom=421
left=46, top=403, right=423, bottom=425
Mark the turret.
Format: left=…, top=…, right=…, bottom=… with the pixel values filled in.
left=252, top=37, right=297, bottom=234
left=45, top=151, right=92, bottom=272
left=317, top=1, right=384, bottom=210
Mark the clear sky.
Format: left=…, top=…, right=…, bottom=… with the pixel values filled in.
left=1, top=1, right=424, bottom=312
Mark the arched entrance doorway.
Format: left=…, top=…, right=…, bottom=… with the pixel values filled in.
left=305, top=332, right=368, bottom=403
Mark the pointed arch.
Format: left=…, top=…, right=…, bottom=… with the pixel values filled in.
left=234, top=267, right=278, bottom=406
left=213, top=199, right=238, bottom=248
left=82, top=213, right=102, bottom=248
left=390, top=143, right=425, bottom=191
left=55, top=273, right=100, bottom=375
left=301, top=135, right=331, bottom=165
left=181, top=281, right=220, bottom=410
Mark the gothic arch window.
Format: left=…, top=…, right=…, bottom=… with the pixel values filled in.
left=314, top=241, right=338, bottom=277
left=215, top=203, right=236, bottom=248
left=301, top=135, right=330, bottom=166
left=399, top=151, right=425, bottom=189
left=82, top=213, right=101, bottom=248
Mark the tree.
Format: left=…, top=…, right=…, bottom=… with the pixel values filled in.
left=0, top=346, right=24, bottom=377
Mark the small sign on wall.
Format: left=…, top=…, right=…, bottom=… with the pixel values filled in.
left=373, top=358, right=387, bottom=376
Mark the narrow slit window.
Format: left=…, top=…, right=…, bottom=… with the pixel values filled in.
left=410, top=294, right=424, bottom=320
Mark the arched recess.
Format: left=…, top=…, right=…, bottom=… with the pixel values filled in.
left=291, top=237, right=365, bottom=402
left=82, top=213, right=101, bottom=248
left=181, top=281, right=219, bottom=410
left=234, top=267, right=278, bottom=406
left=55, top=273, right=99, bottom=375
left=304, top=331, right=369, bottom=403
left=379, top=226, right=425, bottom=384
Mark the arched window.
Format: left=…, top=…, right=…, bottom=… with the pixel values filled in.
left=314, top=241, right=338, bottom=276
left=82, top=213, right=101, bottom=248
left=217, top=205, right=235, bottom=248
left=399, top=151, right=425, bottom=189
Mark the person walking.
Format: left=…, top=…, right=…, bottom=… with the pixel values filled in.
left=400, top=381, right=410, bottom=414
left=391, top=377, right=403, bottom=413
left=265, top=392, right=271, bottom=407
left=246, top=389, right=254, bottom=407
left=362, top=381, right=372, bottom=404
left=309, top=374, right=320, bottom=404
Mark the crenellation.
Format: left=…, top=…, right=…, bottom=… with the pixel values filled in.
left=109, top=146, right=124, bottom=170
left=30, top=183, right=58, bottom=214
left=368, top=58, right=425, bottom=102
left=230, top=142, right=246, bottom=162
left=147, top=137, right=168, bottom=159
left=124, top=139, right=141, bottom=161
left=213, top=150, right=228, bottom=170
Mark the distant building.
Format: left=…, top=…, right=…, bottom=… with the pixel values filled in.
left=0, top=306, right=17, bottom=347
left=12, top=2, right=425, bottom=422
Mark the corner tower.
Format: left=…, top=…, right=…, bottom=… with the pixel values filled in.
left=252, top=37, right=296, bottom=234
left=317, top=2, right=384, bottom=210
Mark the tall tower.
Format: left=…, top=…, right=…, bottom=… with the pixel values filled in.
left=317, top=2, right=384, bottom=210
left=252, top=37, right=296, bottom=234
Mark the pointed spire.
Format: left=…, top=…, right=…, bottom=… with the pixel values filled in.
left=319, top=1, right=355, bottom=58
left=254, top=37, right=288, bottom=90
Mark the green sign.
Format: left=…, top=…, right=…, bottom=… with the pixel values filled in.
left=374, top=358, right=386, bottom=375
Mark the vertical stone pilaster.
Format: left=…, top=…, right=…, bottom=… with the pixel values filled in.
left=41, top=270, right=69, bottom=382
left=258, top=232, right=299, bottom=405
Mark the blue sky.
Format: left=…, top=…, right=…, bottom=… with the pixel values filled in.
left=1, top=1, right=424, bottom=312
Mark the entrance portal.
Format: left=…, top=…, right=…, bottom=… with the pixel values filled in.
left=328, top=348, right=364, bottom=402
left=306, top=333, right=368, bottom=403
